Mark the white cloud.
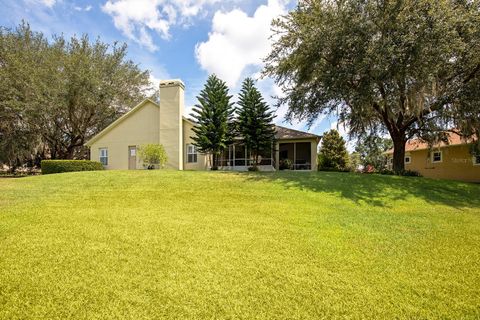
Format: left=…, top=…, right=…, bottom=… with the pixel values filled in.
left=102, top=0, right=223, bottom=51
left=40, top=0, right=56, bottom=7
left=74, top=5, right=93, bottom=11
left=146, top=69, right=171, bottom=97
left=149, top=74, right=161, bottom=90
left=195, top=0, right=286, bottom=87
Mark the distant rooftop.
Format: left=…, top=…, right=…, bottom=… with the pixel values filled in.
left=181, top=119, right=321, bottom=141
left=274, top=125, right=321, bottom=140
left=385, top=131, right=476, bottom=154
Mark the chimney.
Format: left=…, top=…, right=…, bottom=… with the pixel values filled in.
left=159, top=79, right=185, bottom=170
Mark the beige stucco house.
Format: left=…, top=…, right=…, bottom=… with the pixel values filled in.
left=386, top=133, right=480, bottom=182
left=86, top=79, right=320, bottom=171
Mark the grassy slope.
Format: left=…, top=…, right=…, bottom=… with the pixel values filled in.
left=0, top=171, right=479, bottom=319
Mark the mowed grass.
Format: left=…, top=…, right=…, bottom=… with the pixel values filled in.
left=0, top=171, right=479, bottom=319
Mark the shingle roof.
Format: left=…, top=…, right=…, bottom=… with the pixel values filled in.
left=274, top=125, right=321, bottom=140
left=385, top=131, right=476, bottom=154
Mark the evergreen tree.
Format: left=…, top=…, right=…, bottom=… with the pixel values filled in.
left=318, top=130, right=349, bottom=171
left=236, top=78, right=276, bottom=168
left=191, top=74, right=234, bottom=170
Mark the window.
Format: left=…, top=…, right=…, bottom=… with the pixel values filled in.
left=474, top=154, right=480, bottom=166
left=405, top=155, right=411, bottom=164
left=99, top=148, right=108, bottom=166
left=187, top=144, right=197, bottom=163
left=432, top=151, right=442, bottom=163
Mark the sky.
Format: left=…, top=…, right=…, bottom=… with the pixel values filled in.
left=0, top=0, right=344, bottom=138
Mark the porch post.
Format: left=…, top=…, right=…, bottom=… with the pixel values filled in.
left=233, top=144, right=236, bottom=169
left=293, top=143, right=297, bottom=171
left=270, top=142, right=273, bottom=167
left=311, top=140, right=317, bottom=171
left=275, top=142, right=280, bottom=170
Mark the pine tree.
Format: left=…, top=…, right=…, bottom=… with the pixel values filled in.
left=236, top=78, right=276, bottom=168
left=191, top=74, right=234, bottom=170
left=318, top=130, right=349, bottom=171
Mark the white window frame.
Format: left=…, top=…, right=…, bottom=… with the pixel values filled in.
left=99, top=148, right=108, bottom=166
left=187, top=144, right=197, bottom=163
left=405, top=155, right=411, bottom=164
left=473, top=154, right=480, bottom=166
left=432, top=150, right=442, bottom=163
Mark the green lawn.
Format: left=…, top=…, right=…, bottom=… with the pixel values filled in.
left=1, top=171, right=479, bottom=319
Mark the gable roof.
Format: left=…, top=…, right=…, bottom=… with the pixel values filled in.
left=85, top=100, right=321, bottom=147
left=385, top=131, right=476, bottom=154
left=274, top=125, right=321, bottom=141
left=85, top=98, right=159, bottom=146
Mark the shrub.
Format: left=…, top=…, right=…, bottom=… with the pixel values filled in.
left=138, top=144, right=168, bottom=169
left=401, top=170, right=422, bottom=177
left=318, top=129, right=349, bottom=171
left=319, top=167, right=351, bottom=173
left=378, top=169, right=422, bottom=177
left=363, top=164, right=376, bottom=173
left=41, top=160, right=104, bottom=174
left=279, top=159, right=293, bottom=170
left=318, top=154, right=351, bottom=172
left=379, top=169, right=394, bottom=175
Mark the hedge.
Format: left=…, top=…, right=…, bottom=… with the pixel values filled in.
left=41, top=160, right=104, bottom=174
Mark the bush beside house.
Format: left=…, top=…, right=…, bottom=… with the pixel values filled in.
left=138, top=144, right=168, bottom=169
left=318, top=130, right=350, bottom=172
left=41, top=160, right=104, bottom=174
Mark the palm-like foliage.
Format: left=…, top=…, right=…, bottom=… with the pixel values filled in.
left=236, top=78, right=276, bottom=167
left=191, top=74, right=234, bottom=170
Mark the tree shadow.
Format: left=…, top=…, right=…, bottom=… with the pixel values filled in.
left=240, top=171, right=480, bottom=209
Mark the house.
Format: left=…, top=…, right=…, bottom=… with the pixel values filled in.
left=385, top=133, right=480, bottom=182
left=85, top=79, right=320, bottom=171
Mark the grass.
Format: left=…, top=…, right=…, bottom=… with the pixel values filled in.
left=0, top=170, right=479, bottom=319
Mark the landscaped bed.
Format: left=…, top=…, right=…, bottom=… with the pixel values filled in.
left=0, top=171, right=479, bottom=319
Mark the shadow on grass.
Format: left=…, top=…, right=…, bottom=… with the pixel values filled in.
left=241, top=171, right=480, bottom=209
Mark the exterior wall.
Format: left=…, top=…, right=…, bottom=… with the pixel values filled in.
left=159, top=80, right=184, bottom=170
left=89, top=101, right=160, bottom=170
left=392, top=144, right=480, bottom=182
left=275, top=138, right=319, bottom=171
left=182, top=119, right=208, bottom=170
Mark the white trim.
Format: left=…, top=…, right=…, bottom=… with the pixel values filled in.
left=186, top=144, right=197, bottom=163
left=404, top=154, right=411, bottom=164
left=99, top=147, right=108, bottom=166
left=473, top=154, right=480, bottom=166
left=431, top=150, right=442, bottom=163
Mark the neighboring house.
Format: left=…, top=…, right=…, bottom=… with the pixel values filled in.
left=85, top=79, right=320, bottom=171
left=385, top=133, right=480, bottom=182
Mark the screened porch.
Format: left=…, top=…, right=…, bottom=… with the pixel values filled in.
left=278, top=142, right=313, bottom=170
left=217, top=144, right=275, bottom=170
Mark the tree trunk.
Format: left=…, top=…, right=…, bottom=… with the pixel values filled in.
left=211, top=153, right=218, bottom=170
left=392, top=134, right=406, bottom=174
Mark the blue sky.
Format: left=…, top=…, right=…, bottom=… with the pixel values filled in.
left=0, top=0, right=341, bottom=137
